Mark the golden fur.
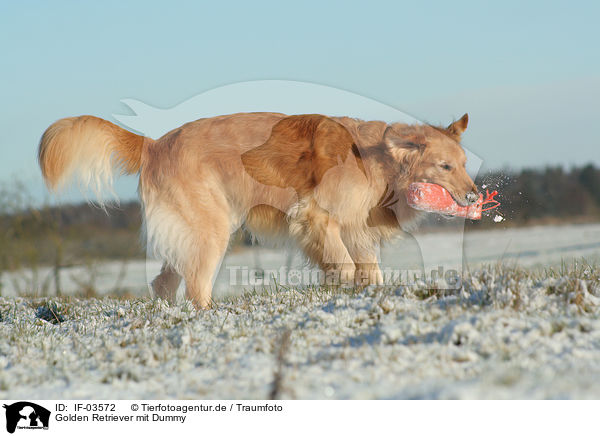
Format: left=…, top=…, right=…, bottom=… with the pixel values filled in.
left=38, top=112, right=477, bottom=308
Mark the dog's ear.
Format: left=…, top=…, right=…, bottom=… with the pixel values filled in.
left=312, top=117, right=366, bottom=184
left=383, top=127, right=427, bottom=172
left=355, top=121, right=388, bottom=147
left=446, top=113, right=469, bottom=139
left=242, top=115, right=366, bottom=197
left=383, top=126, right=426, bottom=152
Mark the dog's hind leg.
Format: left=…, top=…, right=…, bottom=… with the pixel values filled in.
left=183, top=215, right=231, bottom=310
left=151, top=262, right=182, bottom=303
left=144, top=195, right=231, bottom=309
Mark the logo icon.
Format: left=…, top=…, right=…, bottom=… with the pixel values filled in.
left=2, top=402, right=50, bottom=433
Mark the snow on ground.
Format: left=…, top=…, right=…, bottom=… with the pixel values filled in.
left=1, top=223, right=600, bottom=399
left=1, top=265, right=600, bottom=399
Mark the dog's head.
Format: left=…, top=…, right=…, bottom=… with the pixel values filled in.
left=383, top=114, right=478, bottom=206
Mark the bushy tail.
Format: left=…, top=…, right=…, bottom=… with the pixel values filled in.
left=38, top=115, right=150, bottom=201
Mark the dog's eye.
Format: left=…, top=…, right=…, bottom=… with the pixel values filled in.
left=440, top=163, right=452, bottom=171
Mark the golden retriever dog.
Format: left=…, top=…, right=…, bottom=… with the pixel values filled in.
left=38, top=112, right=477, bottom=308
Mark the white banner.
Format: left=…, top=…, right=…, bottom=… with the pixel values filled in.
left=0, top=400, right=596, bottom=436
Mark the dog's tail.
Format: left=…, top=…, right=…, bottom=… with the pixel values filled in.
left=38, top=115, right=150, bottom=202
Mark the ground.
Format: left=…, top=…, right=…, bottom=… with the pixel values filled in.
left=1, top=262, right=599, bottom=399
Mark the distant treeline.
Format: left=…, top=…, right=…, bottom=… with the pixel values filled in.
left=0, top=200, right=144, bottom=271
left=1, top=201, right=140, bottom=237
left=473, top=163, right=600, bottom=224
left=1, top=163, right=599, bottom=269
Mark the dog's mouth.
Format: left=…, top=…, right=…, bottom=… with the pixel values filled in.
left=419, top=179, right=476, bottom=207
left=416, top=180, right=476, bottom=207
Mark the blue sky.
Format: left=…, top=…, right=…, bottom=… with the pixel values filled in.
left=1, top=0, right=599, bottom=202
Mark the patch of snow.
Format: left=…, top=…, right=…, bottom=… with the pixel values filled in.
left=1, top=266, right=599, bottom=399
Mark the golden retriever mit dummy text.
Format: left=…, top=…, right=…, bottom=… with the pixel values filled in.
left=38, top=112, right=477, bottom=308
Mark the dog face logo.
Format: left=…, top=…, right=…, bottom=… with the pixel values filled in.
left=2, top=402, right=50, bottom=433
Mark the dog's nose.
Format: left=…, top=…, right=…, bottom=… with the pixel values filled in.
left=465, top=190, right=479, bottom=204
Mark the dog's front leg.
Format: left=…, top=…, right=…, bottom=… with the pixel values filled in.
left=290, top=201, right=355, bottom=286
left=345, top=241, right=384, bottom=286
left=321, top=220, right=357, bottom=286
left=354, top=256, right=384, bottom=286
